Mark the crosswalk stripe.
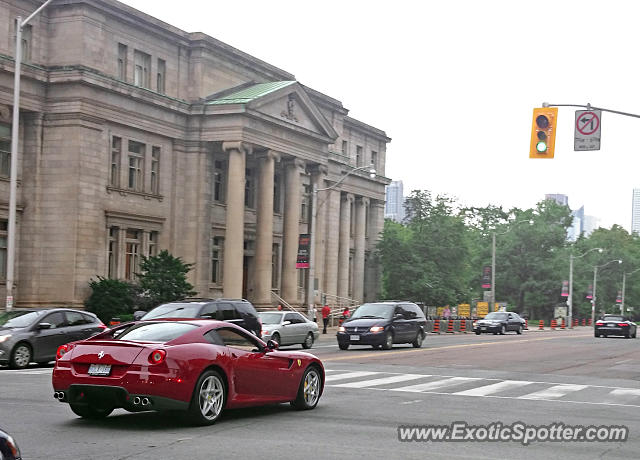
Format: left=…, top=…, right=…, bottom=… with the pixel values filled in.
left=324, top=371, right=379, bottom=382
left=390, top=376, right=480, bottom=393
left=454, top=380, right=534, bottom=397
left=519, top=384, right=588, bottom=400
left=608, top=388, right=640, bottom=398
left=332, top=374, right=426, bottom=388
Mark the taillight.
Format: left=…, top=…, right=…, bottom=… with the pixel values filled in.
left=596, top=321, right=605, bottom=325
left=618, top=323, right=629, bottom=327
left=148, top=349, right=167, bottom=365
left=56, top=343, right=74, bottom=360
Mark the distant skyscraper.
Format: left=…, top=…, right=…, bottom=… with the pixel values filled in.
left=545, top=193, right=569, bottom=207
left=568, top=206, right=584, bottom=241
left=632, top=189, right=640, bottom=234
left=385, top=181, right=405, bottom=223
left=583, top=215, right=600, bottom=236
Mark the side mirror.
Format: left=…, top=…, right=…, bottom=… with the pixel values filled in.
left=266, top=339, right=279, bottom=351
left=36, top=322, right=52, bottom=330
left=133, top=310, right=146, bottom=321
left=282, top=320, right=291, bottom=326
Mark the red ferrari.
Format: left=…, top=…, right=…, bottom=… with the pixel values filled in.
left=51, top=320, right=324, bottom=425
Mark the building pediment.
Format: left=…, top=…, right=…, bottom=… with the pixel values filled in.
left=206, top=81, right=338, bottom=142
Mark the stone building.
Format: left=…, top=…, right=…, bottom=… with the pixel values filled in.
left=0, top=0, right=390, bottom=309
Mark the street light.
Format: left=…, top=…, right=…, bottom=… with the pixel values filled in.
left=6, top=0, right=54, bottom=311
left=490, top=219, right=533, bottom=311
left=591, top=259, right=622, bottom=326
left=620, top=267, right=640, bottom=316
left=307, top=165, right=376, bottom=310
left=568, top=247, right=603, bottom=328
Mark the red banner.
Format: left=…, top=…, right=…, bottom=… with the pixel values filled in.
left=296, top=234, right=310, bottom=269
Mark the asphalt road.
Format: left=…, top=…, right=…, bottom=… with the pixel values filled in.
left=1, top=328, right=639, bottom=459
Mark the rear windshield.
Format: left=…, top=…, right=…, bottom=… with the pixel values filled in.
left=259, top=312, right=283, bottom=324
left=350, top=303, right=393, bottom=320
left=484, top=312, right=507, bottom=320
left=602, top=316, right=624, bottom=322
left=0, top=310, right=44, bottom=328
left=117, top=322, right=199, bottom=342
left=142, top=303, right=203, bottom=319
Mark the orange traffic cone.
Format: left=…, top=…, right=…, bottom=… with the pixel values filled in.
left=460, top=319, right=466, bottom=333
left=433, top=320, right=440, bottom=334
left=561, top=318, right=566, bottom=329
left=538, top=320, right=544, bottom=330
left=446, top=320, right=454, bottom=333
left=582, top=318, right=586, bottom=327
left=550, top=319, right=557, bottom=330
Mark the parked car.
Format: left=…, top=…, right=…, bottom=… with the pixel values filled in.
left=52, top=320, right=324, bottom=425
left=0, top=308, right=106, bottom=369
left=0, top=427, right=21, bottom=460
left=136, top=298, right=261, bottom=337
left=259, top=311, right=319, bottom=349
left=473, top=311, right=523, bottom=335
left=594, top=315, right=637, bottom=338
left=336, top=301, right=426, bottom=350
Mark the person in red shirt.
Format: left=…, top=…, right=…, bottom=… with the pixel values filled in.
left=321, top=305, right=331, bottom=334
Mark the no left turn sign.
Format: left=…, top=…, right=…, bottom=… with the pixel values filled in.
left=574, top=110, right=602, bottom=151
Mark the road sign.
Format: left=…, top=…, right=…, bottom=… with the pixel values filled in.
left=574, top=110, right=602, bottom=151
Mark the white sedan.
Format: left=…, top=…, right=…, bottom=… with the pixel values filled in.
left=259, top=311, right=319, bottom=349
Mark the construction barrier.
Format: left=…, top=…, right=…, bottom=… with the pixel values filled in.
left=459, top=319, right=466, bottom=333
left=588, top=318, right=592, bottom=326
left=573, top=318, right=578, bottom=327
left=582, top=318, right=586, bottom=327
left=525, top=319, right=528, bottom=330
left=432, top=320, right=440, bottom=334
left=550, top=319, right=557, bottom=330
left=561, top=318, right=566, bottom=329
left=446, top=320, right=454, bottom=333
left=538, top=320, right=544, bottom=330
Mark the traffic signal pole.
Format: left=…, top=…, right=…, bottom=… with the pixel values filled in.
left=542, top=102, right=640, bottom=120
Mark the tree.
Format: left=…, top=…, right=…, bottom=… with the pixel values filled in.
left=135, top=250, right=196, bottom=310
left=85, top=277, right=136, bottom=323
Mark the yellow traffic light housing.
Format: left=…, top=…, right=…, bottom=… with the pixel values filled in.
left=529, top=107, right=558, bottom=158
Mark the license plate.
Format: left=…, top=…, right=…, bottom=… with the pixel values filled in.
left=481, top=327, right=486, bottom=330
left=88, top=364, right=111, bottom=376
left=350, top=335, right=360, bottom=341
left=608, top=323, right=615, bottom=327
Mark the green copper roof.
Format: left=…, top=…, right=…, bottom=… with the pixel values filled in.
left=207, top=81, right=296, bottom=105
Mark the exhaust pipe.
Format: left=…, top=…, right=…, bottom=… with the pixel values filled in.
left=133, top=396, right=141, bottom=405
left=53, top=392, right=59, bottom=399
left=141, top=397, right=150, bottom=406
left=54, top=391, right=65, bottom=401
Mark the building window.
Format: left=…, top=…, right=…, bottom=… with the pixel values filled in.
left=133, top=50, right=151, bottom=88
left=148, top=231, right=158, bottom=257
left=211, top=236, right=223, bottom=284
left=117, top=43, right=127, bottom=81
left=156, top=58, right=166, bottom=94
left=0, top=220, right=7, bottom=279
left=341, top=140, right=348, bottom=155
left=356, top=145, right=363, bottom=167
left=213, top=160, right=225, bottom=202
left=124, top=229, right=141, bottom=280
left=371, top=150, right=378, bottom=170
left=15, top=21, right=32, bottom=62
left=273, top=174, right=281, bottom=213
left=151, top=146, right=160, bottom=194
left=0, top=123, right=10, bottom=177
left=244, top=168, right=255, bottom=208
left=128, top=140, right=145, bottom=191
left=108, top=226, right=118, bottom=278
left=110, top=136, right=121, bottom=187
left=272, top=243, right=279, bottom=289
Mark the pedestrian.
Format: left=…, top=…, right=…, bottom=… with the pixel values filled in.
left=322, top=304, right=331, bottom=334
left=277, top=304, right=283, bottom=311
left=308, top=303, right=317, bottom=323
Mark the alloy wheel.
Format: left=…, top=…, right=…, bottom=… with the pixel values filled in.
left=199, top=375, right=225, bottom=421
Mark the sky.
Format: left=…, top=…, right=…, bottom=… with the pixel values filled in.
left=119, top=0, right=640, bottom=230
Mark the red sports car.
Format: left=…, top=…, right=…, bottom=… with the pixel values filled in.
left=51, top=320, right=324, bottom=425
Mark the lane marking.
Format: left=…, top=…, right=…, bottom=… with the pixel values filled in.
left=332, top=373, right=425, bottom=388
left=608, top=388, right=640, bottom=397
left=390, top=376, right=480, bottom=393
left=518, top=384, right=588, bottom=400
left=324, top=371, right=378, bottom=382
left=323, top=333, right=593, bottom=362
left=454, top=380, right=534, bottom=397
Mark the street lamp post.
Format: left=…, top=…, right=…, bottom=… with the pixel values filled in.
left=490, top=219, right=533, bottom=311
left=620, top=267, right=640, bottom=315
left=568, top=247, right=603, bottom=328
left=307, top=165, right=376, bottom=310
left=591, top=259, right=622, bottom=326
left=6, top=0, right=54, bottom=312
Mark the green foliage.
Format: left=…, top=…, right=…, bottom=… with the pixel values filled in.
left=135, top=250, right=196, bottom=310
left=85, top=277, right=136, bottom=323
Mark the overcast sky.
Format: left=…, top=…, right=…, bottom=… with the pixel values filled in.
left=120, top=0, right=640, bottom=230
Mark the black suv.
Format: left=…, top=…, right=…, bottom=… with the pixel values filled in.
left=336, top=301, right=426, bottom=350
left=136, top=299, right=261, bottom=337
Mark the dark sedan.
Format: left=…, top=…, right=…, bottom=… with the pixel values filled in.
left=473, top=311, right=523, bottom=335
left=0, top=309, right=106, bottom=369
left=0, top=427, right=21, bottom=460
left=594, top=315, right=637, bottom=338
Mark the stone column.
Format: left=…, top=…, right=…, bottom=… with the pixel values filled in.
left=323, top=188, right=341, bottom=299
left=338, top=193, right=354, bottom=299
left=281, top=158, right=305, bottom=304
left=353, top=196, right=369, bottom=303
left=365, top=199, right=386, bottom=301
left=222, top=141, right=249, bottom=298
left=310, top=165, right=328, bottom=305
left=254, top=150, right=280, bottom=307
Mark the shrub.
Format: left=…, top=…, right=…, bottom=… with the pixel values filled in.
left=85, top=277, right=136, bottom=323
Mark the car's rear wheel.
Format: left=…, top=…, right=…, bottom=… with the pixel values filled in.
left=500, top=325, right=506, bottom=335
left=381, top=331, right=394, bottom=350
left=595, top=332, right=600, bottom=337
left=516, top=325, right=522, bottom=335
left=291, top=366, right=322, bottom=410
left=10, top=343, right=32, bottom=369
left=271, top=333, right=281, bottom=346
left=338, top=342, right=349, bottom=350
left=412, top=331, right=423, bottom=348
left=69, top=403, right=114, bottom=419
left=186, top=370, right=226, bottom=426
left=302, top=332, right=314, bottom=349
left=475, top=330, right=481, bottom=335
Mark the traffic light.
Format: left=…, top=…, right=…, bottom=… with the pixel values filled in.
left=529, top=107, right=558, bottom=158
